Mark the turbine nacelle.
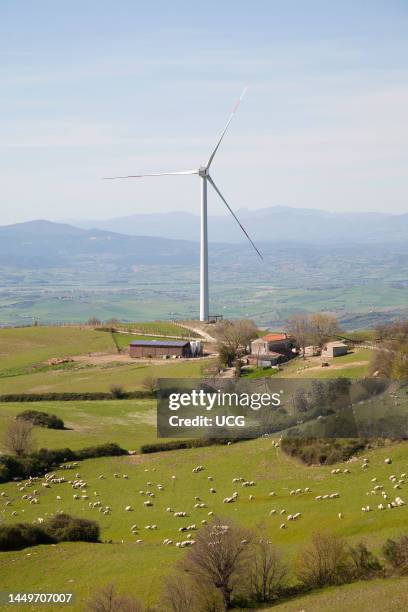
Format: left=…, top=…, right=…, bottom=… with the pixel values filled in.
left=198, top=166, right=209, bottom=177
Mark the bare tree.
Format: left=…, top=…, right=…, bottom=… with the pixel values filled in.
left=2, top=419, right=35, bottom=456
left=296, top=532, right=352, bottom=588
left=86, top=584, right=143, bottom=612
left=141, top=376, right=158, bottom=394
left=309, top=313, right=340, bottom=349
left=215, top=320, right=258, bottom=353
left=286, top=314, right=310, bottom=358
left=249, top=538, right=288, bottom=602
left=162, top=575, right=196, bottom=612
left=180, top=518, right=254, bottom=610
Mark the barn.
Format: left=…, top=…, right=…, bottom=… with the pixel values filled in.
left=129, top=339, right=191, bottom=358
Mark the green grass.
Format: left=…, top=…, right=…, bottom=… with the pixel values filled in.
left=112, top=332, right=173, bottom=351
left=0, top=327, right=115, bottom=374
left=0, top=400, right=162, bottom=451
left=279, top=349, right=372, bottom=380
left=264, top=576, right=408, bottom=611
left=119, top=321, right=199, bottom=337
left=0, top=358, right=212, bottom=394
left=2, top=439, right=408, bottom=609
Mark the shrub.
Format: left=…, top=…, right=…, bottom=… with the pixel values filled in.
left=141, top=376, right=158, bottom=394
left=86, top=584, right=144, bottom=612
left=349, top=542, right=383, bottom=579
left=296, top=532, right=353, bottom=588
left=218, top=344, right=237, bottom=367
left=0, top=523, right=54, bottom=551
left=383, top=535, right=408, bottom=574
left=281, top=438, right=367, bottom=465
left=16, top=410, right=65, bottom=430
left=110, top=384, right=126, bottom=399
left=249, top=538, right=288, bottom=602
left=44, top=514, right=100, bottom=543
left=0, top=443, right=127, bottom=483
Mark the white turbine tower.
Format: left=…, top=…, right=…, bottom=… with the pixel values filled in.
left=104, top=88, right=262, bottom=322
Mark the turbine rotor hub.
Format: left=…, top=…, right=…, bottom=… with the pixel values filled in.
left=198, top=166, right=209, bottom=177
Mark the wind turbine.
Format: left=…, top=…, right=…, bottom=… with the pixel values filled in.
left=104, top=88, right=262, bottom=322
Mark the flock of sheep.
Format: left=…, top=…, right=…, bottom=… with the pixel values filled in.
left=0, top=450, right=406, bottom=548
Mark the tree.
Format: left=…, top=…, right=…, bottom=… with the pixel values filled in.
left=86, top=584, right=143, bottom=612
left=218, top=344, right=237, bottom=368
left=2, top=419, right=34, bottom=456
left=309, top=380, right=326, bottom=408
left=296, top=532, right=352, bottom=588
left=309, top=313, right=340, bottom=349
left=286, top=314, right=310, bottom=358
left=215, top=320, right=258, bottom=353
left=291, top=388, right=309, bottom=415
left=87, top=316, right=102, bottom=326
left=249, top=538, right=288, bottom=602
left=141, top=376, right=158, bottom=394
left=180, top=518, right=254, bottom=610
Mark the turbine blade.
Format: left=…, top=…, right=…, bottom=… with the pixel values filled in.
left=206, top=87, right=248, bottom=169
left=103, top=170, right=198, bottom=179
left=207, top=175, right=263, bottom=260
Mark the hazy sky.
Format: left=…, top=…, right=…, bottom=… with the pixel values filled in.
left=1, top=1, right=407, bottom=225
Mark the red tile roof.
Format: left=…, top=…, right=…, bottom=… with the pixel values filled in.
left=261, top=333, right=288, bottom=342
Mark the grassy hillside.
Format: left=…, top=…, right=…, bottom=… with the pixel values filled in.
left=1, top=439, right=408, bottom=609
left=0, top=400, right=160, bottom=451
left=0, top=358, right=210, bottom=393
left=266, top=576, right=408, bottom=611
left=0, top=327, right=115, bottom=374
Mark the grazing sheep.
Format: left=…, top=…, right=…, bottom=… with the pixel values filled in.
left=223, top=497, right=235, bottom=504
left=279, top=523, right=286, bottom=529
left=208, top=511, right=214, bottom=516
left=384, top=458, right=392, bottom=464
left=143, top=501, right=153, bottom=507
left=125, top=505, right=133, bottom=511
left=249, top=494, right=255, bottom=501
left=209, top=488, right=216, bottom=493
left=338, top=513, right=343, bottom=519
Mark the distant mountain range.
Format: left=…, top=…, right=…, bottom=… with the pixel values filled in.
left=68, top=206, right=408, bottom=244
left=0, top=220, right=198, bottom=268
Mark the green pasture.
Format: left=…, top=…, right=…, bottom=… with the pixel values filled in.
left=0, top=327, right=115, bottom=375
left=1, top=440, right=408, bottom=609
left=0, top=400, right=161, bottom=452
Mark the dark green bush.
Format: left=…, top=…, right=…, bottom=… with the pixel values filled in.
left=0, top=391, right=152, bottom=402
left=141, top=438, right=241, bottom=454
left=16, top=410, right=65, bottom=429
left=281, top=438, right=367, bottom=465
left=44, top=514, right=100, bottom=543
left=349, top=542, right=383, bottom=579
left=0, top=443, right=127, bottom=483
left=0, top=523, right=54, bottom=551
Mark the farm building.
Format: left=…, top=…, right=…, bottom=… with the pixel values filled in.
left=248, top=332, right=297, bottom=366
left=247, top=351, right=284, bottom=367
left=129, top=340, right=191, bottom=358
left=321, top=340, right=348, bottom=358
left=250, top=333, right=296, bottom=358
